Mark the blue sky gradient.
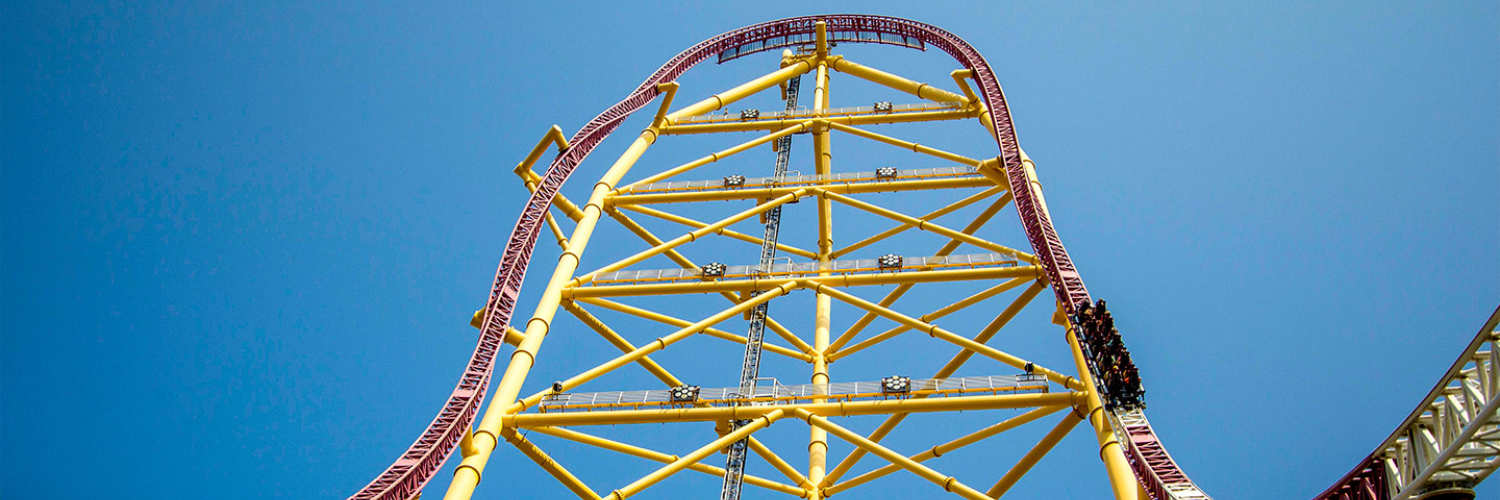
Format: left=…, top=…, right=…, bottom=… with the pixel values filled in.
left=3, top=2, right=1496, bottom=499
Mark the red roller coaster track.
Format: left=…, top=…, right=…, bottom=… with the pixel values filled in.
left=351, top=14, right=1203, bottom=500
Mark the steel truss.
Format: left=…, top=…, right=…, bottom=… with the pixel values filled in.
left=1318, top=306, right=1500, bottom=500
left=350, top=15, right=1210, bottom=500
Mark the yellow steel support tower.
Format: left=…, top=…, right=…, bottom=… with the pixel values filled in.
left=439, top=20, right=1143, bottom=500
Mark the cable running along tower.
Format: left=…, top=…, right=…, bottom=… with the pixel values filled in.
left=350, top=15, right=1216, bottom=500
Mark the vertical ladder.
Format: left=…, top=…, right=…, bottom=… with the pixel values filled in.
left=719, top=74, right=801, bottom=500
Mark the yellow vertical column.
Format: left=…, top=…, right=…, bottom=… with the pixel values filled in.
left=806, top=21, right=833, bottom=500
left=1063, top=310, right=1141, bottom=500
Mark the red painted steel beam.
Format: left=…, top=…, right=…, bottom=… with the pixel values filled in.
left=349, top=15, right=1203, bottom=500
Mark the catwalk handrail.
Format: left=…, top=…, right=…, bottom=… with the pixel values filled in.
left=351, top=14, right=1204, bottom=500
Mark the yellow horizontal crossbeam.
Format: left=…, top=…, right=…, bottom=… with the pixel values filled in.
left=659, top=108, right=977, bottom=135
left=563, top=266, right=1040, bottom=298
left=507, top=392, right=1076, bottom=427
left=608, top=176, right=988, bottom=206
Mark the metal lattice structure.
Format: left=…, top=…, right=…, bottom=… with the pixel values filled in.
left=350, top=15, right=1231, bottom=500
left=1316, top=306, right=1500, bottom=500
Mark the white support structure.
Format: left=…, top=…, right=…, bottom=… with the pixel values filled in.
left=1371, top=306, right=1500, bottom=498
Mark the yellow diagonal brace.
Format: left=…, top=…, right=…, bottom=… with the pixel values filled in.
left=605, top=409, right=786, bottom=500
left=828, top=277, right=1029, bottom=361
left=619, top=204, right=817, bottom=259
left=500, top=428, right=601, bottom=500
left=822, top=281, right=1046, bottom=487
left=987, top=412, right=1085, bottom=497
left=830, top=191, right=1015, bottom=353
left=515, top=125, right=570, bottom=177
left=621, top=121, right=813, bottom=191
left=574, top=297, right=810, bottom=361
left=826, top=121, right=983, bottom=168
left=599, top=209, right=814, bottom=354
left=828, top=56, right=969, bottom=105
left=747, top=437, right=813, bottom=489
left=825, top=405, right=1065, bottom=496
left=560, top=300, right=683, bottom=387
left=662, top=58, right=814, bottom=123
left=820, top=189, right=1036, bottom=263
left=573, top=190, right=806, bottom=286
left=529, top=426, right=804, bottom=496
left=830, top=187, right=1006, bottom=259
left=808, top=282, right=1081, bottom=391
left=935, top=281, right=1048, bottom=377
left=793, top=409, right=991, bottom=500
left=510, top=282, right=799, bottom=413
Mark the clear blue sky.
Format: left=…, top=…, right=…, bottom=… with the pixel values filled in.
left=3, top=2, right=1496, bottom=499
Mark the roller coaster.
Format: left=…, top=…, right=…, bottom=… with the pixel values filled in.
left=348, top=15, right=1498, bottom=500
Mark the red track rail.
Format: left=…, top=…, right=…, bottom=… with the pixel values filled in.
left=351, top=15, right=1204, bottom=500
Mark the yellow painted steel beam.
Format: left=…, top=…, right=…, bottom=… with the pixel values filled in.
left=599, top=209, right=815, bottom=354
left=658, top=108, right=976, bottom=135
left=543, top=211, right=570, bottom=249
left=563, top=266, right=1040, bottom=299
left=808, top=47, right=835, bottom=500
left=530, top=426, right=805, bottom=496
left=747, top=437, right=813, bottom=489
left=517, top=166, right=586, bottom=222
left=445, top=84, right=679, bottom=500
left=514, top=125, right=571, bottom=177
left=933, top=281, right=1049, bottom=378
left=986, top=412, right=1085, bottom=498
left=560, top=300, right=684, bottom=388
left=604, top=410, right=787, bottom=500
left=819, top=189, right=1035, bottom=263
left=828, top=277, right=1029, bottom=362
left=808, top=283, right=1082, bottom=392
left=620, top=121, right=813, bottom=192
left=467, top=313, right=527, bottom=345
left=827, top=191, right=1016, bottom=356
left=826, top=121, right=984, bottom=168
left=828, top=56, right=969, bottom=105
left=500, top=428, right=601, bottom=500
left=820, top=281, right=1046, bottom=487
left=950, top=69, right=998, bottom=135
left=609, top=176, right=989, bottom=206
left=617, top=204, right=817, bottom=259
left=574, top=190, right=806, bottom=286
left=510, top=282, right=799, bottom=413
left=825, top=405, right=1065, bottom=496
left=830, top=187, right=1006, bottom=259
left=649, top=82, right=679, bottom=128
left=793, top=409, right=992, bottom=500
left=507, top=392, right=1075, bottom=428
left=573, top=296, right=810, bottom=361
left=1062, top=311, right=1142, bottom=499
left=661, top=56, right=814, bottom=124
